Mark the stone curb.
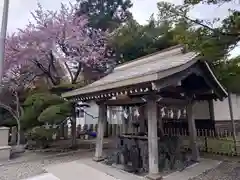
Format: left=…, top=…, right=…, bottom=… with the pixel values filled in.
left=0, top=148, right=95, bottom=167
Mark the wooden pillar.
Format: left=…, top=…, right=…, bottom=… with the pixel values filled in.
left=104, top=107, right=110, bottom=137
left=128, top=107, right=133, bottom=134
left=157, top=106, right=164, bottom=136
left=93, top=101, right=107, bottom=162
left=60, top=123, right=65, bottom=139
left=146, top=95, right=161, bottom=180
left=71, top=103, right=77, bottom=147
left=187, top=100, right=200, bottom=162
left=139, top=106, right=145, bottom=133
left=122, top=107, right=129, bottom=134
left=64, top=122, right=68, bottom=139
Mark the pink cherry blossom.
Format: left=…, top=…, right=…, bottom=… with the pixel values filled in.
left=4, top=2, right=109, bottom=85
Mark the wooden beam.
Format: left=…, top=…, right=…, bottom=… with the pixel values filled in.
left=153, top=67, right=195, bottom=90
left=208, top=100, right=215, bottom=121
left=187, top=99, right=200, bottom=162
left=106, top=98, right=145, bottom=106
left=106, top=97, right=189, bottom=107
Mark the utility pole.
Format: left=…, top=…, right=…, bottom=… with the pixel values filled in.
left=0, top=0, right=10, bottom=83
left=227, top=90, right=237, bottom=153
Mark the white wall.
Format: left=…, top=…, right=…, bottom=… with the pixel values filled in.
left=213, top=94, right=240, bottom=121
left=184, top=94, right=240, bottom=121
left=147, top=101, right=210, bottom=120
left=76, top=94, right=240, bottom=125
left=76, top=101, right=99, bottom=125
left=76, top=101, right=123, bottom=125
left=85, top=101, right=99, bottom=125
left=108, top=106, right=123, bottom=124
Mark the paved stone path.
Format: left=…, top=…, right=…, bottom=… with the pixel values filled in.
left=190, top=161, right=240, bottom=180
left=46, top=161, right=119, bottom=180
left=25, top=173, right=60, bottom=180
left=0, top=151, right=93, bottom=180
left=163, top=159, right=221, bottom=180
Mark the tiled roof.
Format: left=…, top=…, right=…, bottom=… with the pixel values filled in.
left=62, top=45, right=227, bottom=99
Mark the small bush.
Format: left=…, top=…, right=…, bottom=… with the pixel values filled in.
left=38, top=102, right=72, bottom=124
left=26, top=126, right=56, bottom=149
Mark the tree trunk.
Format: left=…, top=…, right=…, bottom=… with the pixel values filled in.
left=32, top=59, right=60, bottom=86
left=16, top=120, right=21, bottom=145
left=71, top=118, right=77, bottom=148
left=15, top=92, right=21, bottom=146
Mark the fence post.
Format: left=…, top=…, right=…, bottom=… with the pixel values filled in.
left=95, top=124, right=98, bottom=132
left=120, top=124, right=123, bottom=135
left=116, top=124, right=120, bottom=136
left=112, top=124, right=117, bottom=136
left=107, top=124, right=112, bottom=137
left=89, top=124, right=94, bottom=132
left=83, top=124, right=88, bottom=131
left=64, top=123, right=68, bottom=139
left=204, top=136, right=208, bottom=152
left=204, top=129, right=208, bottom=152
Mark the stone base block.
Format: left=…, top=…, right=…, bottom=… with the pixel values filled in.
left=93, top=156, right=105, bottom=162
left=146, top=173, right=162, bottom=180
left=11, top=145, right=25, bottom=154
left=0, top=146, right=11, bottom=161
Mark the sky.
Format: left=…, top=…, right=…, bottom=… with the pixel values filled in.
left=0, top=0, right=240, bottom=56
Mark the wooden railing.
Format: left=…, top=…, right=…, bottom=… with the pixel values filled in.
left=9, top=125, right=240, bottom=156
left=163, top=128, right=240, bottom=156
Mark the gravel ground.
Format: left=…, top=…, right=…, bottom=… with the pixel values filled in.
left=1, top=150, right=240, bottom=180
left=0, top=151, right=93, bottom=180
left=190, top=161, right=240, bottom=180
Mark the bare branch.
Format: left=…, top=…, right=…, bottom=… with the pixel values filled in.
left=183, top=15, right=240, bottom=38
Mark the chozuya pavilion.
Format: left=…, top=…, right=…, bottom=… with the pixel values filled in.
left=62, top=45, right=227, bottom=180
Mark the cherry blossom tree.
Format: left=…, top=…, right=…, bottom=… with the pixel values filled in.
left=2, top=2, right=111, bottom=146
left=0, top=66, right=34, bottom=145
left=4, top=2, right=109, bottom=86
